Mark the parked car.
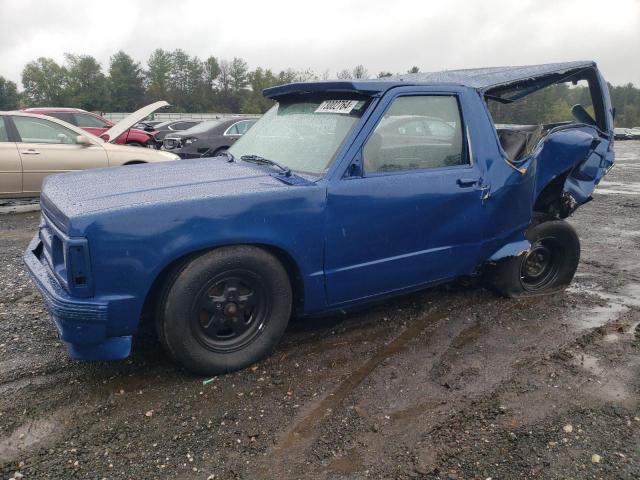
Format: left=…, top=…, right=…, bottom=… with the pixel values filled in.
left=0, top=107, right=179, bottom=197
left=22, top=106, right=165, bottom=147
left=148, top=119, right=203, bottom=141
left=25, top=61, right=614, bottom=375
left=134, top=120, right=164, bottom=130
left=614, top=128, right=632, bottom=140
left=162, top=117, right=258, bottom=158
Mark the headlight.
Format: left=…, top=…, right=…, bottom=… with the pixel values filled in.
left=184, top=137, right=197, bottom=145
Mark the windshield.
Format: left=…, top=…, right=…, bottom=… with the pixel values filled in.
left=182, top=120, right=222, bottom=136
left=228, top=97, right=369, bottom=175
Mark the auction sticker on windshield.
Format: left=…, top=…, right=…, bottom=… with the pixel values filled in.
left=315, top=100, right=360, bottom=114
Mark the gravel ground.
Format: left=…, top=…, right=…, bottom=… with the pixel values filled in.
left=1, top=142, right=639, bottom=480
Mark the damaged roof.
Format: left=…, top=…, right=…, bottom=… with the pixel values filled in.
left=264, top=61, right=597, bottom=98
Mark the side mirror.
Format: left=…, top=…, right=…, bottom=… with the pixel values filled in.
left=345, top=152, right=363, bottom=178
left=76, top=135, right=92, bottom=146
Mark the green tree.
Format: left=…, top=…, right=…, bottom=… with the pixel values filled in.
left=146, top=49, right=172, bottom=102
left=276, top=69, right=298, bottom=84
left=64, top=53, right=108, bottom=110
left=242, top=67, right=279, bottom=113
left=0, top=77, right=19, bottom=110
left=203, top=56, right=221, bottom=90
left=610, top=83, right=640, bottom=127
left=201, top=56, right=222, bottom=111
left=108, top=51, right=144, bottom=111
left=215, top=58, right=249, bottom=112
left=407, top=66, right=420, bottom=74
left=21, top=57, right=68, bottom=106
left=229, top=57, right=249, bottom=94
left=167, top=49, right=205, bottom=111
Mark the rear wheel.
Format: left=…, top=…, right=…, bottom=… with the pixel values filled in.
left=486, top=219, right=580, bottom=297
left=156, top=246, right=292, bottom=375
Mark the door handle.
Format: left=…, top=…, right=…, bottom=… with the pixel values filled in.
left=21, top=149, right=40, bottom=155
left=456, top=178, right=477, bottom=188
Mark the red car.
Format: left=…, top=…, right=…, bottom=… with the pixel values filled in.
left=21, top=107, right=158, bottom=147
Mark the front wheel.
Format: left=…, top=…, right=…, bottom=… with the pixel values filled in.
left=212, top=147, right=228, bottom=157
left=156, top=246, right=292, bottom=375
left=485, top=219, right=580, bottom=297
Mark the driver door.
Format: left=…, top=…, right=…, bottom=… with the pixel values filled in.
left=10, top=115, right=108, bottom=194
left=324, top=92, right=490, bottom=305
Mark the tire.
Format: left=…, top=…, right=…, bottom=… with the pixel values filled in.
left=212, top=147, right=228, bottom=157
left=156, top=246, right=292, bottom=375
left=486, top=219, right=580, bottom=297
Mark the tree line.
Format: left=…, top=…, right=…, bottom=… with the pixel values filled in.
left=0, top=50, right=638, bottom=127
left=488, top=81, right=640, bottom=129
left=0, top=50, right=386, bottom=115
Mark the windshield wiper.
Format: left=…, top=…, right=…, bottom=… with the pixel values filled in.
left=240, top=155, right=292, bottom=177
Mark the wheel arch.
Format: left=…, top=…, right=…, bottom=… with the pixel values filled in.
left=140, top=242, right=305, bottom=325
left=533, top=168, right=572, bottom=218
left=212, top=146, right=230, bottom=155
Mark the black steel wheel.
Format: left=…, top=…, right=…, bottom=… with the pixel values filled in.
left=157, top=246, right=292, bottom=375
left=192, top=272, right=270, bottom=353
left=520, top=239, right=560, bottom=291
left=485, top=219, right=580, bottom=297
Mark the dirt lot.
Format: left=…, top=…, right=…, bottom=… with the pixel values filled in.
left=1, top=143, right=639, bottom=480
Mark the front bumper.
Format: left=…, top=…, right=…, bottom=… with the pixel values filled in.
left=23, top=235, right=132, bottom=361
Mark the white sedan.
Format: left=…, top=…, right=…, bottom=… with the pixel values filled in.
left=0, top=102, right=179, bottom=197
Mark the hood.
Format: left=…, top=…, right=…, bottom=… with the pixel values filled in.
left=102, top=101, right=169, bottom=143
left=102, top=141, right=179, bottom=160
left=40, top=157, right=294, bottom=223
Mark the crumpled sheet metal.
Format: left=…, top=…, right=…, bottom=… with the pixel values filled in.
left=392, top=61, right=595, bottom=92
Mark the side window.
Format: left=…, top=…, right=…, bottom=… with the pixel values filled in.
left=73, top=113, right=108, bottom=128
left=12, top=116, right=79, bottom=144
left=48, top=112, right=75, bottom=124
left=363, top=95, right=466, bottom=173
left=174, top=121, right=197, bottom=130
left=225, top=123, right=240, bottom=135
left=0, top=117, right=9, bottom=142
left=236, top=120, right=256, bottom=135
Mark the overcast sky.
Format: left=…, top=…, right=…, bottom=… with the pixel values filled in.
left=1, top=0, right=639, bottom=87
